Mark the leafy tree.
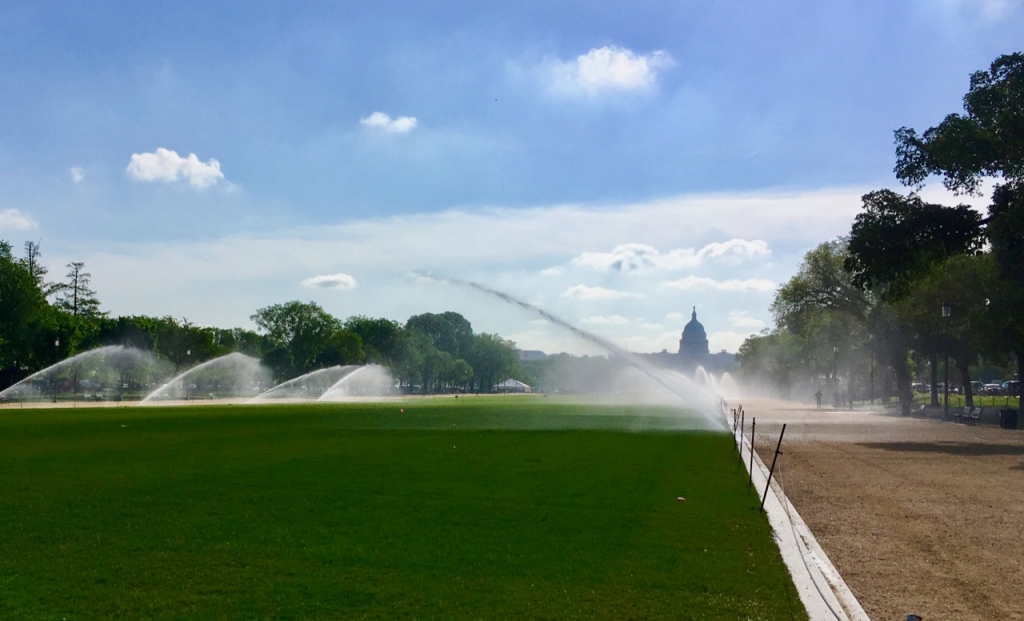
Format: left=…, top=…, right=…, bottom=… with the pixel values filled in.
left=405, top=312, right=474, bottom=359
left=54, top=262, right=103, bottom=318
left=20, top=240, right=49, bottom=291
left=894, top=52, right=1024, bottom=195
left=252, top=301, right=359, bottom=379
left=344, top=316, right=404, bottom=364
left=892, top=51, right=1024, bottom=388
left=895, top=254, right=997, bottom=408
left=0, top=240, right=55, bottom=387
left=845, top=190, right=984, bottom=300
left=466, top=333, right=519, bottom=393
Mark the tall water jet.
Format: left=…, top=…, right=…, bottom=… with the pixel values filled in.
left=419, top=274, right=728, bottom=429
left=249, top=365, right=360, bottom=403
left=716, top=372, right=741, bottom=400
left=319, top=365, right=396, bottom=401
left=140, top=353, right=270, bottom=405
left=0, top=345, right=163, bottom=403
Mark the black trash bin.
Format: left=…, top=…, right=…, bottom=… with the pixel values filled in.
left=999, top=409, right=1018, bottom=429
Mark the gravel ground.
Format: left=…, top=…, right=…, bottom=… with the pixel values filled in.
left=741, top=398, right=1024, bottom=620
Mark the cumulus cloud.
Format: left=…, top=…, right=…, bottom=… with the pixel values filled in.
left=937, top=0, right=1020, bottom=18
left=0, top=208, right=37, bottom=231
left=538, top=45, right=673, bottom=97
left=708, top=331, right=753, bottom=353
left=70, top=167, right=84, bottom=183
left=301, top=273, right=358, bottom=290
left=538, top=266, right=564, bottom=277
left=561, top=285, right=645, bottom=301
left=571, top=239, right=770, bottom=273
left=728, top=310, right=767, bottom=331
left=360, top=112, right=418, bottom=134
left=581, top=314, right=630, bottom=326
left=126, top=148, right=225, bottom=189
left=658, top=276, right=775, bottom=292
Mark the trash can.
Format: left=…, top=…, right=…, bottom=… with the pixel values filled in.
left=999, top=409, right=1018, bottom=429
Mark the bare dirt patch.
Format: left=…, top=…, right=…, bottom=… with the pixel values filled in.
left=743, top=398, right=1024, bottom=620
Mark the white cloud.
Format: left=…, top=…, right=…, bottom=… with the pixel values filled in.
left=539, top=266, right=563, bottom=277
left=70, top=167, right=84, bottom=183
left=728, top=310, right=767, bottom=331
left=360, top=112, right=418, bottom=134
left=938, top=0, right=1020, bottom=18
left=0, top=208, right=37, bottom=231
left=126, top=148, right=225, bottom=189
left=571, top=239, right=770, bottom=273
left=537, top=45, right=673, bottom=97
left=74, top=187, right=862, bottom=344
left=561, top=285, right=645, bottom=301
left=659, top=276, right=776, bottom=292
left=301, top=273, right=358, bottom=290
left=580, top=314, right=630, bottom=326
left=709, top=331, right=754, bottom=353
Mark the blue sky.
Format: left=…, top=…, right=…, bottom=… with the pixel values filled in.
left=1, top=0, right=1021, bottom=354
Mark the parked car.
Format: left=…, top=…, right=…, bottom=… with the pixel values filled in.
left=984, top=383, right=1004, bottom=395
left=1003, top=380, right=1020, bottom=396
left=970, top=381, right=985, bottom=395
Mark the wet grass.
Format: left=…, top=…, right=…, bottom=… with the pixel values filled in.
left=0, top=401, right=803, bottom=619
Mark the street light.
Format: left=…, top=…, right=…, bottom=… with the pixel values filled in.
left=833, top=345, right=839, bottom=404
left=185, top=348, right=191, bottom=402
left=942, top=302, right=952, bottom=419
left=53, top=338, right=60, bottom=403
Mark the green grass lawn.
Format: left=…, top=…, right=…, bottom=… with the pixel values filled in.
left=0, top=400, right=803, bottom=619
left=912, top=392, right=1020, bottom=409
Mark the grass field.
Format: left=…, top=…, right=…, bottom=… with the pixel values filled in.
left=0, top=398, right=803, bottom=619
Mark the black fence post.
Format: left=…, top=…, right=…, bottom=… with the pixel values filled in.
left=760, top=424, right=787, bottom=512
left=749, top=418, right=755, bottom=488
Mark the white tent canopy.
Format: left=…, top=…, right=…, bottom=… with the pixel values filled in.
left=494, top=378, right=531, bottom=393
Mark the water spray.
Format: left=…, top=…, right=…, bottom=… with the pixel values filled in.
left=416, top=273, right=729, bottom=430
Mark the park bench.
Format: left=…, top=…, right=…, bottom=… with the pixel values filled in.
left=955, top=407, right=981, bottom=425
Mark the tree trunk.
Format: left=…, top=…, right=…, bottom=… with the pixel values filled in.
left=929, top=352, right=940, bottom=406
left=956, top=357, right=974, bottom=409
left=1017, top=350, right=1023, bottom=404
left=893, top=359, right=913, bottom=415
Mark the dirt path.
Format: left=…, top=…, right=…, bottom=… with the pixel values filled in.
left=741, top=398, right=1024, bottom=620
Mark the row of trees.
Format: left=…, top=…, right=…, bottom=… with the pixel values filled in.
left=739, top=52, right=1024, bottom=413
left=0, top=241, right=521, bottom=393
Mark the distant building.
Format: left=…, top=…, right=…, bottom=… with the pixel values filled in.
left=517, top=349, right=548, bottom=362
left=636, top=307, right=737, bottom=373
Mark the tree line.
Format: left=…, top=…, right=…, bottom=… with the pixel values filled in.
left=738, top=52, right=1024, bottom=414
left=0, top=242, right=521, bottom=393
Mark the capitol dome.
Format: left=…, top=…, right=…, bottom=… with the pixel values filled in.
left=678, top=307, right=709, bottom=356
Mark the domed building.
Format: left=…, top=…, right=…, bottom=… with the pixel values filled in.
left=678, top=307, right=709, bottom=356
left=635, top=304, right=736, bottom=373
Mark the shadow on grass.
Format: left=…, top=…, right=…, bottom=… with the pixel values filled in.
left=858, top=441, right=1024, bottom=457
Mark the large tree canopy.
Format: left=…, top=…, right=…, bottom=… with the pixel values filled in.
left=844, top=190, right=984, bottom=300
left=894, top=52, right=1024, bottom=194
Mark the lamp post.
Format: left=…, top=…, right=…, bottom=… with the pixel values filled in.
left=185, top=348, right=191, bottom=402
left=52, top=337, right=60, bottom=403
left=942, top=302, right=952, bottom=419
left=869, top=344, right=875, bottom=405
left=833, top=345, right=839, bottom=401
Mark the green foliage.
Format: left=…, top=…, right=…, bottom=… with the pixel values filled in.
left=344, top=315, right=403, bottom=363
left=252, top=301, right=363, bottom=380
left=466, top=333, right=520, bottom=392
left=0, top=241, right=55, bottom=379
left=895, top=52, right=1024, bottom=193
left=845, top=190, right=984, bottom=300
